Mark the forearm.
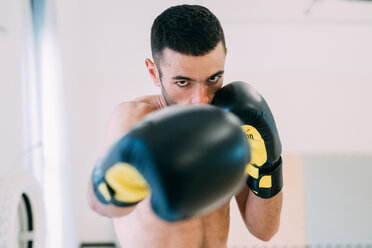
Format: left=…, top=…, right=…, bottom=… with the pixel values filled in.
left=236, top=186, right=283, bottom=241
left=87, top=177, right=137, bottom=218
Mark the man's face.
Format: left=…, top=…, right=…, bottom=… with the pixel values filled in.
left=149, top=42, right=227, bottom=106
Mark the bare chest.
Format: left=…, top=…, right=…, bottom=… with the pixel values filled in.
left=113, top=198, right=231, bottom=248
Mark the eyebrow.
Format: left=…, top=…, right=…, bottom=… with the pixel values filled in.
left=172, top=70, right=225, bottom=82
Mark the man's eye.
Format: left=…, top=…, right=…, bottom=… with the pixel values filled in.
left=209, top=76, right=221, bottom=83
left=176, top=81, right=189, bottom=87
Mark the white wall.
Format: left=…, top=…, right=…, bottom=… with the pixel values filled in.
left=53, top=0, right=372, bottom=244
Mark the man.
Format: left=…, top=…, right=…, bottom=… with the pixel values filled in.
left=88, top=5, right=283, bottom=248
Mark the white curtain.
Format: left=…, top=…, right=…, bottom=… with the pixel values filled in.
left=29, top=0, right=77, bottom=246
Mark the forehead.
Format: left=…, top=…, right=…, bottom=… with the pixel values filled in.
left=159, top=43, right=226, bottom=78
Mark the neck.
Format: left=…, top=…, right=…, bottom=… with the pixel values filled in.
left=156, top=95, right=168, bottom=109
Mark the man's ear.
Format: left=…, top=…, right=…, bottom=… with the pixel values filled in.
left=145, top=58, right=161, bottom=87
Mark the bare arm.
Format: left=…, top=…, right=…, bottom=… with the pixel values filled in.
left=235, top=186, right=283, bottom=241
left=87, top=101, right=156, bottom=218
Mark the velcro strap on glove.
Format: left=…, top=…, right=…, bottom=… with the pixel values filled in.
left=246, top=157, right=283, bottom=199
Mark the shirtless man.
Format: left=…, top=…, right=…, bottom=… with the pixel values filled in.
left=88, top=5, right=283, bottom=248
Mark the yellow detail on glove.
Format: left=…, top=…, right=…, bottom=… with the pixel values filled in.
left=246, top=163, right=259, bottom=179
left=241, top=125, right=267, bottom=168
left=259, top=175, right=272, bottom=188
left=105, top=162, right=150, bottom=203
left=98, top=182, right=111, bottom=202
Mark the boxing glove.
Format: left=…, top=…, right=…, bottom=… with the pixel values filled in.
left=212, top=81, right=283, bottom=199
left=92, top=104, right=250, bottom=221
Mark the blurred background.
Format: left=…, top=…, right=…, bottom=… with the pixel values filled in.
left=1, top=0, right=372, bottom=247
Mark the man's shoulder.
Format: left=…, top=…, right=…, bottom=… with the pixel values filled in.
left=112, top=95, right=162, bottom=120
left=134, top=95, right=165, bottom=109
left=104, top=96, right=162, bottom=152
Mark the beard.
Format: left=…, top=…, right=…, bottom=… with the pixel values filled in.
left=160, top=81, right=177, bottom=106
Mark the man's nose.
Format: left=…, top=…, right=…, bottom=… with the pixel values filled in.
left=190, top=85, right=211, bottom=104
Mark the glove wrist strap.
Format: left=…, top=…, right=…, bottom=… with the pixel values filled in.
left=246, top=157, right=283, bottom=199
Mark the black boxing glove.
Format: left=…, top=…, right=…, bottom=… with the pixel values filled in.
left=212, top=81, right=283, bottom=199
left=92, top=104, right=250, bottom=221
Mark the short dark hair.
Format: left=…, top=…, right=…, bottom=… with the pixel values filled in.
left=151, top=5, right=226, bottom=66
